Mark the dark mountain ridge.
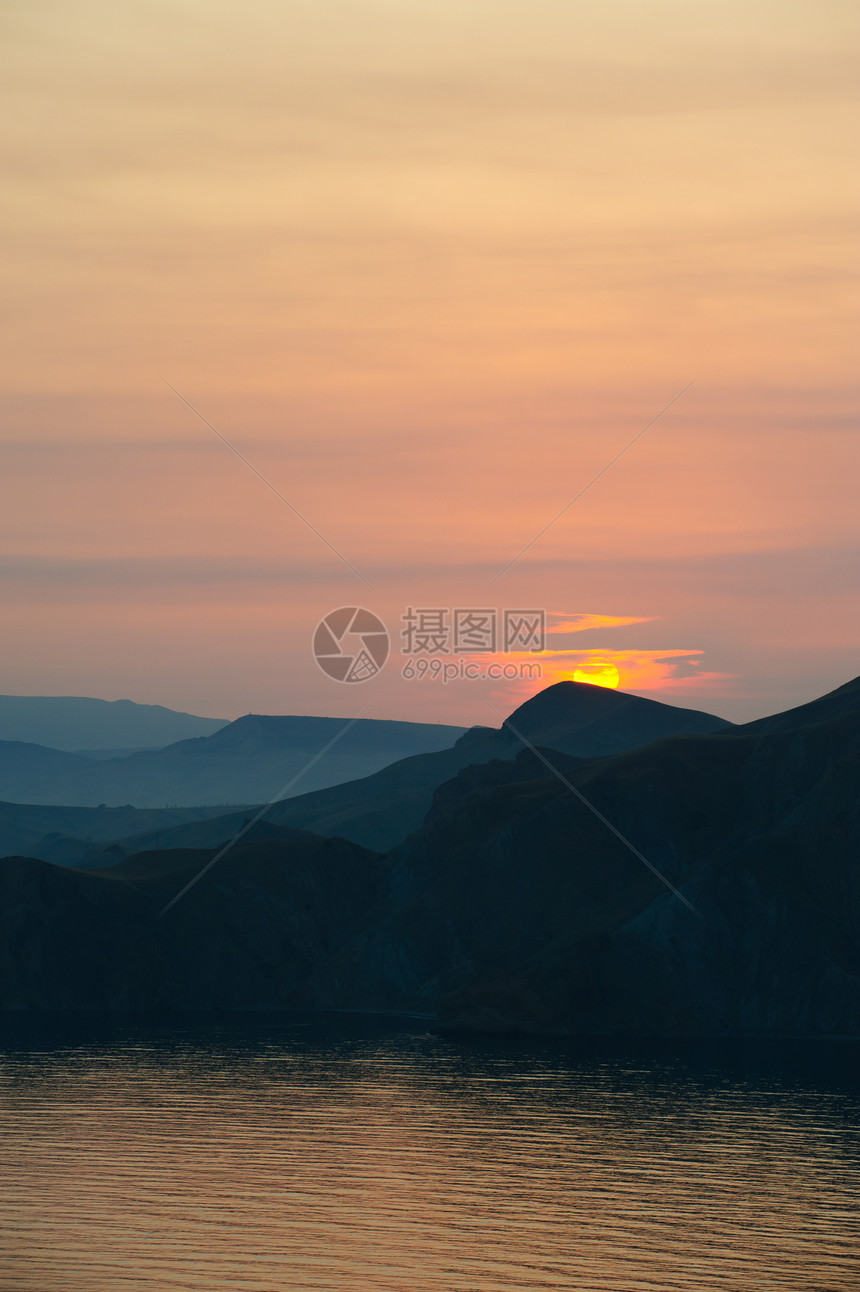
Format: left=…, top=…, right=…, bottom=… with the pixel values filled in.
left=500, top=680, right=731, bottom=753
left=56, top=684, right=733, bottom=860
left=310, top=686, right=860, bottom=1033
left=738, top=674, right=860, bottom=736
left=0, top=801, right=244, bottom=867
left=1, top=676, right=858, bottom=1035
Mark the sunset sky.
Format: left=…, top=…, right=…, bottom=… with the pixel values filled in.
left=1, top=0, right=858, bottom=725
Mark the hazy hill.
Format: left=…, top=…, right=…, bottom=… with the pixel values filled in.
left=1, top=676, right=857, bottom=1035
left=0, top=801, right=240, bottom=867
left=0, top=741, right=94, bottom=789
left=0, top=695, right=228, bottom=751
left=0, top=714, right=468, bottom=809
left=88, top=683, right=731, bottom=856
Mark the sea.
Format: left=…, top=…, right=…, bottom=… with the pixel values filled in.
left=1, top=1014, right=858, bottom=1291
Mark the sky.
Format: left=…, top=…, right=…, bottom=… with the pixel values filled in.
left=1, top=0, right=858, bottom=726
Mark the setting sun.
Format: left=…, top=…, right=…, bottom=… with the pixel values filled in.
left=572, top=664, right=621, bottom=689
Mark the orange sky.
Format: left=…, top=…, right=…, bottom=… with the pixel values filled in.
left=1, top=1, right=858, bottom=725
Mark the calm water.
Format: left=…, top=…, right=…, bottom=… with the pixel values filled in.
left=1, top=1016, right=859, bottom=1292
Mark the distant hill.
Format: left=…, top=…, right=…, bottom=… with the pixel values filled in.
left=1, top=676, right=858, bottom=1037
left=89, top=683, right=731, bottom=856
left=0, top=741, right=94, bottom=789
left=0, top=801, right=240, bottom=867
left=0, top=695, right=228, bottom=752
left=0, top=714, right=468, bottom=811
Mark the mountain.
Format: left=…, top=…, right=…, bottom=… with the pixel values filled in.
left=0, top=695, right=228, bottom=752
left=498, top=681, right=731, bottom=753
left=0, top=801, right=243, bottom=867
left=0, top=834, right=383, bottom=1010
left=83, top=683, right=731, bottom=856
left=5, top=678, right=858, bottom=1035
left=738, top=675, right=860, bottom=736
left=0, top=714, right=468, bottom=809
left=313, top=674, right=860, bottom=1034
left=0, top=741, right=94, bottom=792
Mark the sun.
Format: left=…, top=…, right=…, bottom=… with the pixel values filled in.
left=571, top=664, right=621, bottom=689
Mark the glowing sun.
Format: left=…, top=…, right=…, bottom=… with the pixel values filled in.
left=571, top=664, right=621, bottom=689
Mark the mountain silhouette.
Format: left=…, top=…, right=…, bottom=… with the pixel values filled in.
left=500, top=680, right=730, bottom=753
left=79, top=683, right=731, bottom=857
left=0, top=801, right=242, bottom=866
left=0, top=695, right=227, bottom=751
left=0, top=715, right=467, bottom=810
left=7, top=679, right=859, bottom=1034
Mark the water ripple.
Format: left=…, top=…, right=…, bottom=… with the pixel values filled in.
left=1, top=1018, right=858, bottom=1291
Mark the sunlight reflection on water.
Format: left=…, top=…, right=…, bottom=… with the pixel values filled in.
left=1, top=1016, right=859, bottom=1292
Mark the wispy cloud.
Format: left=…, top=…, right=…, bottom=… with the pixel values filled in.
left=479, top=648, right=736, bottom=696
left=546, top=612, right=656, bottom=635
